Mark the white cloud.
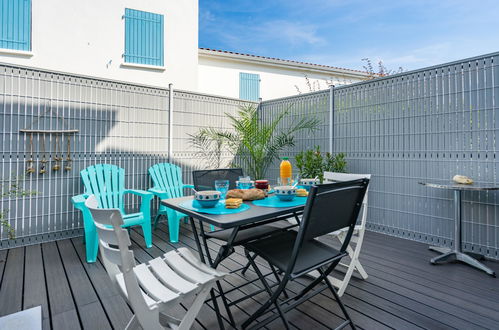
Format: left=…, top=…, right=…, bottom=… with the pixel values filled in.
left=255, top=20, right=325, bottom=46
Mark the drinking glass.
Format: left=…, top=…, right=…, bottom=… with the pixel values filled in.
left=238, top=176, right=252, bottom=189
left=214, top=180, right=229, bottom=199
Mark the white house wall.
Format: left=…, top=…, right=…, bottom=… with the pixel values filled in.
left=198, top=56, right=365, bottom=100
left=0, top=0, right=198, bottom=91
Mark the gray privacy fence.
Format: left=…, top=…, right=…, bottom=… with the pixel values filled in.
left=0, top=63, right=253, bottom=248
left=260, top=52, right=499, bottom=260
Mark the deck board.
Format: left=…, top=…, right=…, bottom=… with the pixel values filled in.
left=23, top=245, right=50, bottom=326
left=0, top=247, right=24, bottom=317
left=42, top=241, right=81, bottom=330
left=0, top=225, right=498, bottom=330
left=57, top=239, right=112, bottom=330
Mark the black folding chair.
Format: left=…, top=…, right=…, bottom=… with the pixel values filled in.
left=192, top=168, right=243, bottom=191
left=241, top=178, right=369, bottom=330
left=190, top=168, right=299, bottom=326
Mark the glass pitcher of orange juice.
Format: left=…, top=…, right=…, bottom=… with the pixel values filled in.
left=279, top=157, right=292, bottom=186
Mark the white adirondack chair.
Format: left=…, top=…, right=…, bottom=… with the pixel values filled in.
left=322, top=172, right=370, bottom=296
left=85, top=195, right=227, bottom=330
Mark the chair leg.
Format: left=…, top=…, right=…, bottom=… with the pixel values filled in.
left=167, top=214, right=180, bottom=243
left=243, top=250, right=290, bottom=329
left=340, top=231, right=368, bottom=280
left=269, top=263, right=289, bottom=299
left=141, top=222, right=153, bottom=248
left=320, top=269, right=356, bottom=330
left=241, top=253, right=256, bottom=276
left=124, top=315, right=140, bottom=330
left=354, top=259, right=368, bottom=279
left=85, top=230, right=99, bottom=263
left=153, top=213, right=162, bottom=230
left=178, top=285, right=214, bottom=330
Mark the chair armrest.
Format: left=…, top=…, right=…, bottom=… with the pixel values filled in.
left=71, top=194, right=89, bottom=210
left=71, top=194, right=95, bottom=232
left=148, top=187, right=169, bottom=199
left=124, top=189, right=153, bottom=199
left=183, top=184, right=195, bottom=190
left=124, top=189, right=153, bottom=215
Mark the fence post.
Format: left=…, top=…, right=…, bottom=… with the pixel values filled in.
left=329, top=84, right=335, bottom=154
left=168, top=83, right=173, bottom=162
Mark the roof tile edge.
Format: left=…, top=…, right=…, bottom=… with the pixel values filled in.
left=198, top=47, right=374, bottom=77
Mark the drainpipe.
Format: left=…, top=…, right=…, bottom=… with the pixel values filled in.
left=329, top=84, right=335, bottom=154
left=168, top=83, right=173, bottom=162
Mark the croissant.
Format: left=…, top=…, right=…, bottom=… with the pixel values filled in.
left=453, top=175, right=473, bottom=185
left=226, top=188, right=265, bottom=201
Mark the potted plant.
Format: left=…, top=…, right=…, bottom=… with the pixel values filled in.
left=189, top=104, right=320, bottom=180
left=295, top=146, right=347, bottom=183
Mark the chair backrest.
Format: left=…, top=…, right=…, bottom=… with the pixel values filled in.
left=324, top=172, right=371, bottom=228
left=192, top=168, right=244, bottom=191
left=288, top=179, right=369, bottom=273
left=81, top=164, right=125, bottom=211
left=85, top=195, right=151, bottom=318
left=149, top=163, right=185, bottom=198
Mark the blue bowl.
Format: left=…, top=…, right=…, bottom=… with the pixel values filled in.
left=276, top=194, right=296, bottom=201
left=196, top=199, right=219, bottom=208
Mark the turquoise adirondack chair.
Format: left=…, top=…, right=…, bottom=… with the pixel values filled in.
left=71, top=164, right=153, bottom=263
left=148, top=163, right=194, bottom=243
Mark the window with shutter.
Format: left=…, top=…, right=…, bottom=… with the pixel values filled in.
left=0, top=0, right=31, bottom=51
left=124, top=8, right=164, bottom=67
left=239, top=72, right=260, bottom=101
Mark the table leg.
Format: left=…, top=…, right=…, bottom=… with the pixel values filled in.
left=429, top=190, right=496, bottom=277
left=198, top=221, right=237, bottom=326
left=189, top=217, right=226, bottom=329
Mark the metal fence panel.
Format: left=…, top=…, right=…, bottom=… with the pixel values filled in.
left=0, top=63, right=252, bottom=248
left=259, top=52, right=499, bottom=260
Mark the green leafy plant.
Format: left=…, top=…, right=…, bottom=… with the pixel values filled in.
left=295, top=146, right=347, bottom=182
left=295, top=146, right=324, bottom=180
left=189, top=104, right=320, bottom=179
left=1, top=176, right=37, bottom=240
left=324, top=152, right=347, bottom=173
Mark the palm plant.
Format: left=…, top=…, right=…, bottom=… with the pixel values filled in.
left=189, top=104, right=320, bottom=179
left=189, top=127, right=229, bottom=169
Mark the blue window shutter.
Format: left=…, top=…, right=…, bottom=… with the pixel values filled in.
left=124, top=8, right=164, bottom=66
left=239, top=72, right=260, bottom=101
left=0, top=0, right=31, bottom=51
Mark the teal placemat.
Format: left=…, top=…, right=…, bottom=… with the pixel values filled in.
left=252, top=195, right=308, bottom=208
left=179, top=199, right=250, bottom=215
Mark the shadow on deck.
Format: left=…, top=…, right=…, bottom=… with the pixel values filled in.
left=0, top=223, right=498, bottom=330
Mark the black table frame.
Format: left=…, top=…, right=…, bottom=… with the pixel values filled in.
left=161, top=196, right=305, bottom=329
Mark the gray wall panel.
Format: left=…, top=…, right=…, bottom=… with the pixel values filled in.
left=0, top=64, right=253, bottom=248
left=259, top=52, right=499, bottom=260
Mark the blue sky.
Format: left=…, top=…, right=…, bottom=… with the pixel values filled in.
left=199, top=0, right=499, bottom=72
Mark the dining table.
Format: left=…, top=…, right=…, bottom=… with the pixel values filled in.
left=161, top=195, right=307, bottom=329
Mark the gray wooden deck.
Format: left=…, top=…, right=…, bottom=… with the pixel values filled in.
left=1, top=223, right=498, bottom=330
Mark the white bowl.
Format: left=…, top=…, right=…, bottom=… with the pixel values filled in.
left=300, top=178, right=320, bottom=191
left=274, top=186, right=297, bottom=201
left=194, top=190, right=221, bottom=208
